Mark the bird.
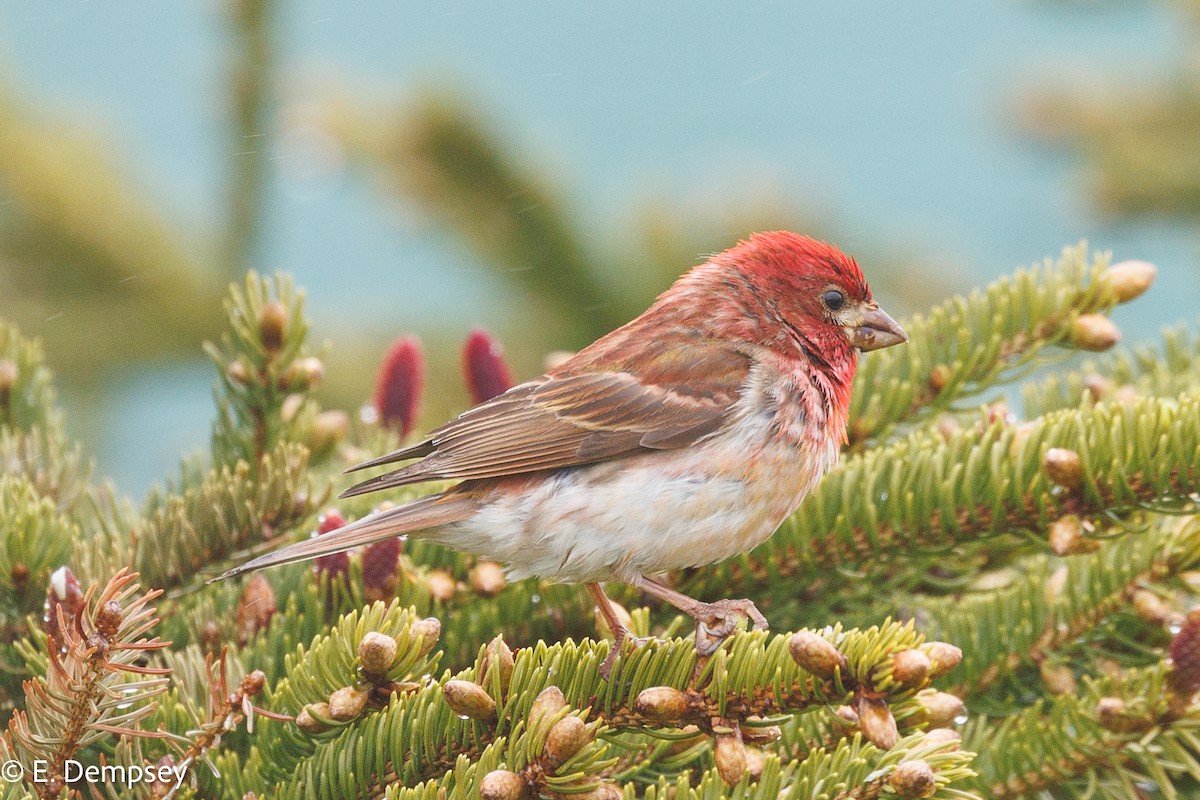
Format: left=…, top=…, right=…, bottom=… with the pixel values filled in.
left=216, top=231, right=908, bottom=677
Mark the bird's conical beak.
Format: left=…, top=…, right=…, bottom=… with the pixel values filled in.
left=846, top=304, right=908, bottom=352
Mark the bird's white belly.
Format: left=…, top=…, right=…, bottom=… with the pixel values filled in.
left=436, top=414, right=826, bottom=583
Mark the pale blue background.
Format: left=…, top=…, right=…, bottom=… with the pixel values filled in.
left=2, top=1, right=1196, bottom=492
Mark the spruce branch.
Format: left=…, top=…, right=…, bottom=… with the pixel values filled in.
left=206, top=271, right=328, bottom=470
left=134, top=442, right=321, bottom=591
left=0, top=322, right=60, bottom=436
left=965, top=663, right=1200, bottom=799
left=0, top=427, right=91, bottom=518
left=4, top=569, right=170, bottom=798
left=918, top=516, right=1200, bottom=699
left=0, top=476, right=76, bottom=638
left=847, top=244, right=1143, bottom=448
left=742, top=392, right=1200, bottom=583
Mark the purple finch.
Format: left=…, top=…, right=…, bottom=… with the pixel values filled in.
left=219, top=232, right=907, bottom=675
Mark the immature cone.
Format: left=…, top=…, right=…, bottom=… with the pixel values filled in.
left=544, top=715, right=589, bottom=765
left=409, top=616, right=442, bottom=658
left=529, top=686, right=567, bottom=729
left=296, top=702, right=330, bottom=734
left=358, top=631, right=398, bottom=677
left=789, top=631, right=849, bottom=679
left=1168, top=608, right=1200, bottom=696
left=921, top=728, right=961, bottom=751
left=887, top=760, right=937, bottom=799
left=236, top=574, right=277, bottom=645
left=1043, top=448, right=1084, bottom=491
left=314, top=510, right=350, bottom=578
left=481, top=635, right=515, bottom=695
left=928, top=363, right=951, bottom=394
left=1100, top=259, right=1157, bottom=303
left=1049, top=514, right=1098, bottom=556
left=470, top=561, right=507, bottom=597
left=443, top=679, right=497, bottom=721
left=426, top=568, right=458, bottom=602
left=329, top=686, right=368, bottom=721
left=920, top=691, right=966, bottom=728
left=281, top=355, right=325, bottom=391
left=227, top=359, right=251, bottom=385
left=714, top=728, right=747, bottom=786
left=44, top=565, right=84, bottom=644
left=1131, top=589, right=1171, bottom=625
left=1040, top=660, right=1077, bottom=695
left=480, top=769, right=527, bottom=800
left=258, top=300, right=288, bottom=353
left=373, top=336, right=425, bottom=436
left=362, top=537, right=402, bottom=602
left=1069, top=314, right=1120, bottom=352
left=744, top=747, right=767, bottom=781
left=855, top=694, right=899, bottom=749
left=94, top=600, right=123, bottom=638
left=891, top=649, right=932, bottom=688
left=463, top=328, right=514, bottom=404
left=634, top=686, right=690, bottom=723
left=921, top=641, right=963, bottom=679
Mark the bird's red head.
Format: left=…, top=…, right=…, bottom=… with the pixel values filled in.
left=715, top=232, right=908, bottom=368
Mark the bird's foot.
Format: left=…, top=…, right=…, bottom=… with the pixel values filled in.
left=599, top=627, right=655, bottom=680
left=690, top=598, right=769, bottom=656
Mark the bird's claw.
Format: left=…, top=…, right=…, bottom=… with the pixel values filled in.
left=691, top=598, right=769, bottom=656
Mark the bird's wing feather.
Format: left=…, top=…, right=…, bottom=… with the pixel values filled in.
left=342, top=335, right=752, bottom=498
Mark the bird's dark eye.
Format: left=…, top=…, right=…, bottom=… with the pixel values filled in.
left=822, top=289, right=845, bottom=311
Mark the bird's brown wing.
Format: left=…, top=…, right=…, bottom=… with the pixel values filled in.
left=341, top=336, right=752, bottom=498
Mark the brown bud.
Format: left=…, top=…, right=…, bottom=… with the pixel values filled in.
left=921, top=641, right=963, bottom=679
left=241, top=669, right=267, bottom=697
left=789, top=631, right=848, bottom=679
left=409, top=617, right=442, bottom=658
left=891, top=649, right=932, bottom=688
left=855, top=694, right=899, bottom=749
left=928, top=364, right=951, bottom=394
left=470, top=561, right=507, bottom=597
left=1008, top=421, right=1037, bottom=458
left=1168, top=608, right=1200, bottom=696
left=1095, top=696, right=1149, bottom=734
left=443, top=679, right=496, bottom=721
left=281, top=356, right=325, bottom=391
left=236, top=574, right=277, bottom=645
left=833, top=704, right=859, bottom=726
left=529, top=686, right=567, bottom=730
left=1040, top=661, right=1076, bottom=695
left=94, top=600, right=122, bottom=638
left=1049, top=514, right=1098, bottom=556
left=1069, top=314, right=1120, bottom=352
left=227, top=359, right=252, bottom=385
left=594, top=598, right=632, bottom=640
left=740, top=724, right=782, bottom=744
left=634, top=686, right=690, bottom=723
left=310, top=410, right=349, bottom=451
left=1083, top=373, right=1114, bottom=402
left=919, top=691, right=966, bottom=728
left=1045, top=564, right=1070, bottom=605
left=258, top=300, right=288, bottom=353
left=358, top=631, right=398, bottom=677
left=714, top=728, right=747, bottom=786
left=426, top=569, right=458, bottom=602
left=544, top=715, right=589, bottom=765
left=328, top=686, right=369, bottom=721
left=481, top=635, right=515, bottom=699
left=577, top=785, right=621, bottom=800
left=0, top=358, right=17, bottom=391
left=1043, top=448, right=1083, bottom=491
left=1131, top=589, right=1171, bottom=625
left=744, top=747, right=767, bottom=781
left=887, top=760, right=937, bottom=799
left=921, top=728, right=961, bottom=750
left=480, top=769, right=527, bottom=800
left=201, top=619, right=223, bottom=651
left=296, top=702, right=330, bottom=733
left=1100, top=260, right=1157, bottom=303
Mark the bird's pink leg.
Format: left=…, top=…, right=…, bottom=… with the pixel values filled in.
left=628, top=574, right=768, bottom=656
left=586, top=582, right=650, bottom=679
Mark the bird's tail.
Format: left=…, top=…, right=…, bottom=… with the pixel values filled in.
left=211, top=492, right=479, bottom=582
